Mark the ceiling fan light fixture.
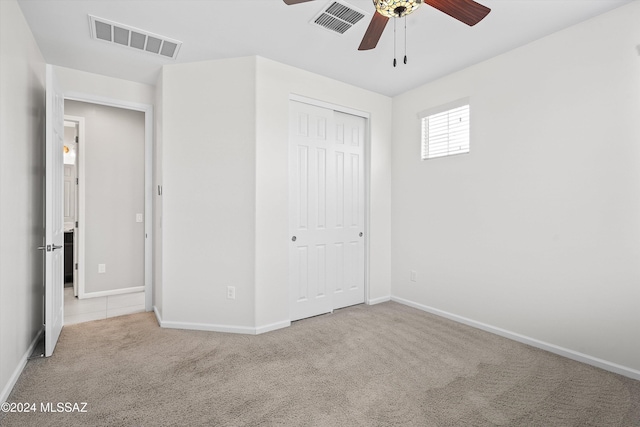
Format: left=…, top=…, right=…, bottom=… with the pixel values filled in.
left=373, top=0, right=422, bottom=18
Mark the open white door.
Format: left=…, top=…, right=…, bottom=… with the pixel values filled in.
left=44, top=64, right=65, bottom=357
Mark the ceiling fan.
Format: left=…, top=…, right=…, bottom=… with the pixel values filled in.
left=283, top=0, right=491, bottom=51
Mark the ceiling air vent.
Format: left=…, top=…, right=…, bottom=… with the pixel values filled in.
left=89, top=15, right=182, bottom=59
left=311, top=1, right=367, bottom=35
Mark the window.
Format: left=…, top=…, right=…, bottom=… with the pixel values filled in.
left=420, top=99, right=470, bottom=160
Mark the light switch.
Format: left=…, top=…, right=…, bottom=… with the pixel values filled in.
left=136, top=213, right=143, bottom=223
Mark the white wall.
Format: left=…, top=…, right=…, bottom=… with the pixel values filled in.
left=160, top=57, right=258, bottom=329
left=158, top=56, right=393, bottom=332
left=65, top=100, right=145, bottom=294
left=0, top=0, right=46, bottom=403
left=254, top=57, right=393, bottom=329
left=391, top=2, right=640, bottom=375
left=55, top=66, right=155, bottom=106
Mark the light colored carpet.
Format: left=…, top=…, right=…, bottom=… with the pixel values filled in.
left=2, top=301, right=639, bottom=426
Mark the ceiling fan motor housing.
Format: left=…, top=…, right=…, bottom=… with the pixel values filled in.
left=374, top=0, right=422, bottom=18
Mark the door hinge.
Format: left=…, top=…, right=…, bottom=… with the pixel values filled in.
left=76, top=178, right=78, bottom=185
left=75, top=136, right=79, bottom=143
left=75, top=221, right=78, bottom=228
left=75, top=263, right=78, bottom=270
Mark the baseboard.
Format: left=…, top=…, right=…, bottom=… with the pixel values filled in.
left=157, top=317, right=256, bottom=335
left=367, top=295, right=391, bottom=305
left=0, top=326, right=44, bottom=404
left=153, top=305, right=163, bottom=326
left=153, top=306, right=290, bottom=335
left=79, top=286, right=144, bottom=299
left=255, top=320, right=291, bottom=335
left=391, top=296, right=640, bottom=381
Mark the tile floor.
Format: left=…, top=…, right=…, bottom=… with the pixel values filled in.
left=64, top=287, right=146, bottom=325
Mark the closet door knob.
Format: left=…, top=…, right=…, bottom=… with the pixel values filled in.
left=291, top=236, right=297, bottom=242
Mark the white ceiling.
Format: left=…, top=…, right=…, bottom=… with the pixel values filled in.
left=17, top=0, right=633, bottom=97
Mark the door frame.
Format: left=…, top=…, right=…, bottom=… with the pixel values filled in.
left=64, top=91, right=154, bottom=312
left=288, top=93, right=372, bottom=308
left=63, top=115, right=83, bottom=297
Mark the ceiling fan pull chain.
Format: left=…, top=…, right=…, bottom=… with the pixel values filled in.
left=404, top=16, right=408, bottom=65
left=393, top=18, right=397, bottom=67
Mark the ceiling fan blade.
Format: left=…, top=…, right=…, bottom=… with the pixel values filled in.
left=358, top=13, right=389, bottom=51
left=283, top=0, right=315, bottom=4
left=423, top=0, right=491, bottom=26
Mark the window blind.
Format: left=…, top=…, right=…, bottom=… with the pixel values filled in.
left=421, top=104, right=470, bottom=160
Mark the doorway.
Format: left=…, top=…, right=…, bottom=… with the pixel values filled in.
left=61, top=95, right=153, bottom=321
left=289, top=99, right=368, bottom=321
left=44, top=66, right=153, bottom=355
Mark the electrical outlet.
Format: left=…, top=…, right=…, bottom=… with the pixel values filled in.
left=227, top=286, right=236, bottom=300
left=410, top=270, right=417, bottom=282
left=98, top=264, right=106, bottom=274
